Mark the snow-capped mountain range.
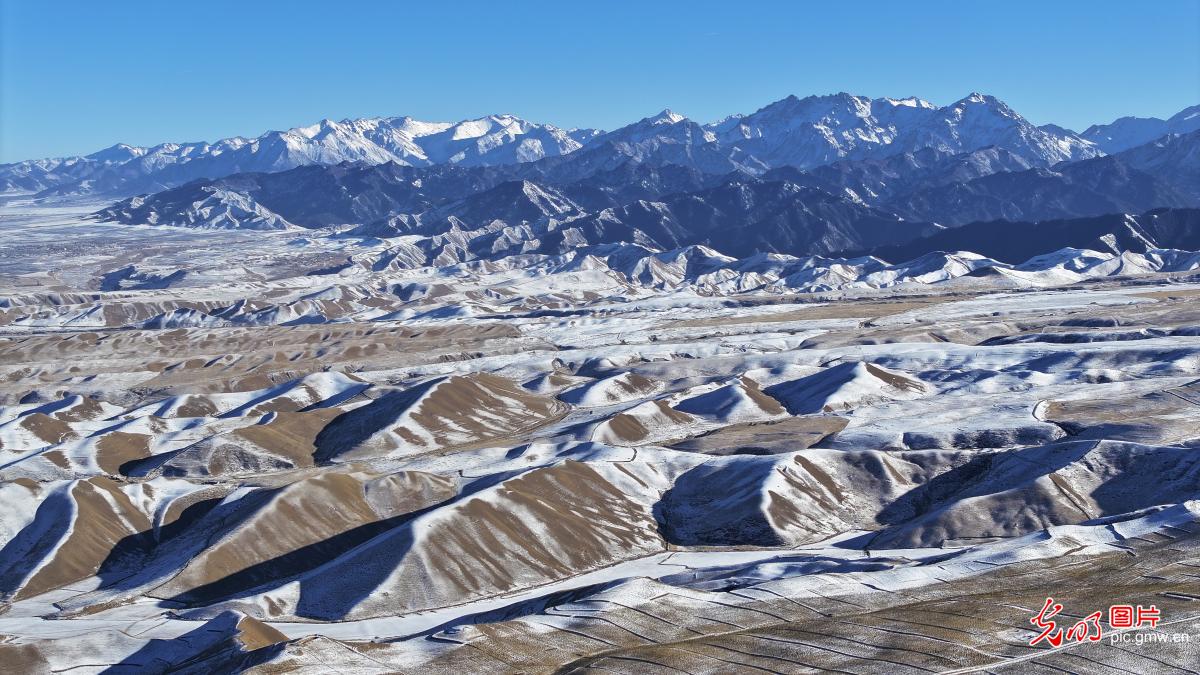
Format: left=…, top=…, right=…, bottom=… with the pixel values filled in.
left=8, top=92, right=1184, bottom=198
left=0, top=114, right=599, bottom=195
left=95, top=125, right=1200, bottom=256
left=713, top=92, right=1098, bottom=170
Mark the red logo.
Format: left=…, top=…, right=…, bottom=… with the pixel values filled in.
left=1028, top=598, right=1160, bottom=647
left=1109, top=604, right=1135, bottom=629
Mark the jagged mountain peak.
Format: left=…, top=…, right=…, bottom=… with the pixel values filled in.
left=906, top=93, right=1100, bottom=165
left=882, top=96, right=937, bottom=109
left=959, top=91, right=999, bottom=104
left=446, top=114, right=523, bottom=139
left=945, top=92, right=1019, bottom=117
left=579, top=109, right=729, bottom=171
left=643, top=109, right=689, bottom=125
left=706, top=91, right=1101, bottom=170
left=84, top=142, right=148, bottom=163
left=750, top=92, right=871, bottom=117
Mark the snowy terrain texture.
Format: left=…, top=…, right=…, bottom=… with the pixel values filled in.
left=0, top=94, right=1199, bottom=672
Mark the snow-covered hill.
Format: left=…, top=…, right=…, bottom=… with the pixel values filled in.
left=5, top=191, right=1200, bottom=670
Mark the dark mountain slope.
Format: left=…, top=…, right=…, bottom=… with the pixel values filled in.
left=863, top=208, right=1200, bottom=264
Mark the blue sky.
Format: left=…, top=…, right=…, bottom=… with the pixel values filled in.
left=2, top=0, right=1198, bottom=162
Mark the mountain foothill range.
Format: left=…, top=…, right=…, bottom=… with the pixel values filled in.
left=5, top=91, right=1199, bottom=266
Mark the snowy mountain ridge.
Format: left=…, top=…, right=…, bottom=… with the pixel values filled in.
left=0, top=113, right=598, bottom=195
left=7, top=92, right=1175, bottom=198
left=1082, top=104, right=1200, bottom=153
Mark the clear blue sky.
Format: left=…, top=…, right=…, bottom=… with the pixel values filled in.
left=2, top=0, right=1198, bottom=162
